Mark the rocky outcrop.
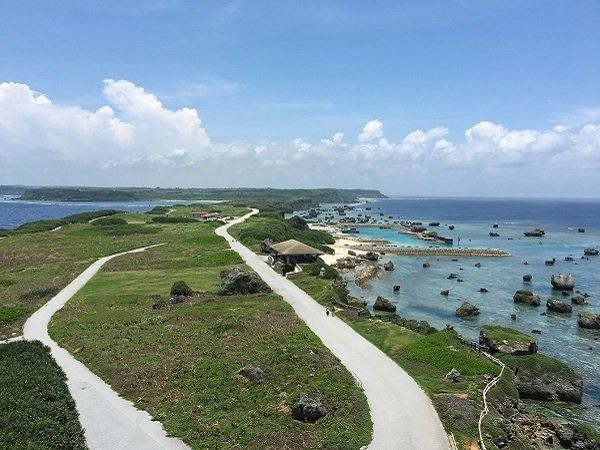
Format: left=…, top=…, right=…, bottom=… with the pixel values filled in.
left=508, top=354, right=583, bottom=404
left=440, top=290, right=449, bottom=296
left=355, top=263, right=378, bottom=288
left=362, top=251, right=379, bottom=261
left=524, top=229, right=545, bottom=237
left=522, top=274, right=532, bottom=282
left=571, top=296, right=588, bottom=305
left=260, top=238, right=274, bottom=253
left=577, top=312, right=600, bottom=329
left=291, top=394, right=326, bottom=423
left=335, top=256, right=358, bottom=269
left=546, top=299, right=572, bottom=314
left=479, top=327, right=538, bottom=356
left=455, top=301, right=480, bottom=318
left=446, top=368, right=460, bottom=382
left=513, top=290, right=541, bottom=307
left=554, top=423, right=600, bottom=449
left=393, top=284, right=401, bottom=293
left=220, top=268, right=272, bottom=295
left=584, top=247, right=599, bottom=256
left=551, top=273, right=575, bottom=291
left=238, top=365, right=266, bottom=383
left=383, top=260, right=394, bottom=271
left=373, top=296, right=396, bottom=312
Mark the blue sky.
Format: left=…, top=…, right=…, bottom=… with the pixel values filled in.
left=1, top=1, right=600, bottom=197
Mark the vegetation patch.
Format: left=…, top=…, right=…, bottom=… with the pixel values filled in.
left=151, top=216, right=198, bottom=224
left=19, top=286, right=60, bottom=302
left=0, top=306, right=28, bottom=328
left=0, top=278, right=17, bottom=287
left=92, top=217, right=128, bottom=226
left=480, top=325, right=535, bottom=344
left=0, top=340, right=86, bottom=450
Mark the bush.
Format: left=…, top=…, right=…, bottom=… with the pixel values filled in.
left=14, top=210, right=122, bottom=234
left=92, top=217, right=128, bottom=226
left=281, top=263, right=295, bottom=275
left=146, top=206, right=171, bottom=215
left=0, top=341, right=86, bottom=449
left=151, top=216, right=198, bottom=223
left=0, top=228, right=12, bottom=237
left=170, top=281, right=193, bottom=297
left=287, top=215, right=309, bottom=231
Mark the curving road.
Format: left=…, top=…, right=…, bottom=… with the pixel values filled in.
left=23, top=244, right=190, bottom=450
left=217, top=209, right=450, bottom=450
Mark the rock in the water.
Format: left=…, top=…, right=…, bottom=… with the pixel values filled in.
left=584, top=247, right=599, bottom=256
left=514, top=290, right=541, bottom=307
left=446, top=368, right=461, bottom=382
left=577, top=312, right=600, bottom=329
left=422, top=262, right=430, bottom=268
left=393, top=284, right=401, bottom=293
left=479, top=326, right=538, bottom=356
left=523, top=274, right=533, bottom=282
left=220, top=268, right=272, bottom=295
left=479, top=288, right=489, bottom=293
left=260, top=238, right=274, bottom=253
left=291, top=394, right=326, bottom=422
left=546, top=299, right=572, bottom=314
left=373, top=296, right=397, bottom=312
left=571, top=296, right=587, bottom=305
left=355, top=263, right=378, bottom=288
left=383, top=260, right=394, bottom=271
left=551, top=273, right=575, bottom=291
left=238, top=365, right=266, bottom=383
left=455, top=301, right=480, bottom=318
left=440, top=290, right=449, bottom=296
left=475, top=262, right=481, bottom=268
left=448, top=273, right=458, bottom=280
left=489, top=232, right=500, bottom=237
left=363, top=251, right=379, bottom=261
left=565, top=255, right=574, bottom=262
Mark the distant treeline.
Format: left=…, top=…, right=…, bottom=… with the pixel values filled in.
left=0, top=210, right=121, bottom=236
left=17, top=187, right=386, bottom=208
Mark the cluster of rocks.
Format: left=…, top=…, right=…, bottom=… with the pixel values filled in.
left=578, top=312, right=600, bottom=329
left=584, top=247, right=599, bottom=256
left=355, top=263, right=379, bottom=288
left=546, top=299, right=572, bottom=314
left=479, top=328, right=538, bottom=356
left=153, top=281, right=196, bottom=309
left=220, top=268, right=271, bottom=295
left=238, top=365, right=266, bottom=383
left=551, top=273, right=575, bottom=291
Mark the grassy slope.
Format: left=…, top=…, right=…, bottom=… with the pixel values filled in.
left=48, top=209, right=372, bottom=449
left=480, top=325, right=536, bottom=344
left=0, top=340, right=86, bottom=450
left=0, top=203, right=246, bottom=339
left=292, top=270, right=502, bottom=448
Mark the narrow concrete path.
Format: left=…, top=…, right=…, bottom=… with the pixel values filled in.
left=23, top=244, right=190, bottom=450
left=218, top=210, right=450, bottom=450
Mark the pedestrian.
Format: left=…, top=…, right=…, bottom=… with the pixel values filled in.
left=331, top=308, right=335, bottom=317
left=326, top=309, right=330, bottom=317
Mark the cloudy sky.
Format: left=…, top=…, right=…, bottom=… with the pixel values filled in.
left=1, top=1, right=599, bottom=198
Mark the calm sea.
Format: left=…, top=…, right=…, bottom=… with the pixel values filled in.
left=0, top=198, right=192, bottom=229
left=311, top=197, right=600, bottom=425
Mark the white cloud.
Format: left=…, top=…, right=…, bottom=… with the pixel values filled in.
left=1, top=81, right=599, bottom=195
left=358, top=119, right=384, bottom=142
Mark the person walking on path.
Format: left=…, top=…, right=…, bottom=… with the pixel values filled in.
left=326, top=309, right=330, bottom=317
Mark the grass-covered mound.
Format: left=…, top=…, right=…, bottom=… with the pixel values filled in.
left=480, top=326, right=534, bottom=344
left=92, top=217, right=128, bottom=226
left=0, top=340, right=86, bottom=449
left=13, top=209, right=122, bottom=234
left=229, top=213, right=334, bottom=253
left=49, top=217, right=372, bottom=448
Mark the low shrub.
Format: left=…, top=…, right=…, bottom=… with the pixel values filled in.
left=92, top=217, right=128, bottom=226
left=0, top=278, right=17, bottom=287
left=151, top=216, right=198, bottom=223
left=146, top=206, right=171, bottom=215
left=0, top=341, right=86, bottom=449
left=170, top=281, right=193, bottom=297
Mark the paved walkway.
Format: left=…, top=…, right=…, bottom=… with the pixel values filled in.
left=217, top=210, right=449, bottom=450
left=23, top=244, right=189, bottom=450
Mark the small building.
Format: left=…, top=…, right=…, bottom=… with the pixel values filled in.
left=269, top=239, right=324, bottom=265
left=191, top=211, right=221, bottom=221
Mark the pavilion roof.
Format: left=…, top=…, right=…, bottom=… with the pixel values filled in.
left=270, top=239, right=324, bottom=256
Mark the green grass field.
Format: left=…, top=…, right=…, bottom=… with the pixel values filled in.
left=0, top=340, right=86, bottom=450
left=44, top=207, right=372, bottom=449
